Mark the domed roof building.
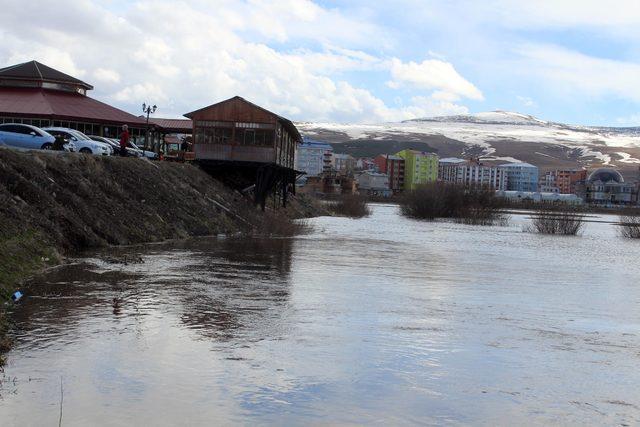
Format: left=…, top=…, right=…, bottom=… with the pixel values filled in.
left=587, top=168, right=625, bottom=184
left=585, top=167, right=636, bottom=206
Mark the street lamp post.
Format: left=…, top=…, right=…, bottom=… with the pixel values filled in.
left=142, top=103, right=157, bottom=151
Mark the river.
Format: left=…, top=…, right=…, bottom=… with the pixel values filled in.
left=1, top=204, right=639, bottom=426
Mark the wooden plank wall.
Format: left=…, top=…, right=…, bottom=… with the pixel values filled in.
left=190, top=97, right=277, bottom=125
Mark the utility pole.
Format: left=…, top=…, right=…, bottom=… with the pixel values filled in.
left=142, top=103, right=157, bottom=151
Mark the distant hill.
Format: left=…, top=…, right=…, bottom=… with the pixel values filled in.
left=297, top=112, right=640, bottom=179
left=331, top=139, right=436, bottom=157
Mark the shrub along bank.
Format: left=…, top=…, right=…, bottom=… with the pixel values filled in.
left=330, top=194, right=371, bottom=218
left=0, top=148, right=320, bottom=363
left=399, top=183, right=507, bottom=225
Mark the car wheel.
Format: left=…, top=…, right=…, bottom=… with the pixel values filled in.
left=41, top=143, right=53, bottom=150
left=79, top=148, right=92, bottom=154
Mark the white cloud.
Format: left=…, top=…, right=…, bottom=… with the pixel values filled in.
left=387, top=58, right=484, bottom=101
left=616, top=114, right=640, bottom=126
left=93, top=68, right=121, bottom=84
left=490, top=0, right=640, bottom=34
left=0, top=0, right=478, bottom=123
left=517, top=96, right=535, bottom=107
left=112, top=83, right=169, bottom=104
left=516, top=44, right=640, bottom=102
left=409, top=0, right=640, bottom=40
left=401, top=95, right=469, bottom=119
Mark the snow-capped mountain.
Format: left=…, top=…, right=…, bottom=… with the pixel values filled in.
left=414, top=111, right=549, bottom=126
left=297, top=111, right=640, bottom=173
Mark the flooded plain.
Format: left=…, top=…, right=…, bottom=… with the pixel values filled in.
left=1, top=204, right=640, bottom=426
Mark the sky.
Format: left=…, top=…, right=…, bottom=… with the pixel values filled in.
left=1, top=0, right=640, bottom=126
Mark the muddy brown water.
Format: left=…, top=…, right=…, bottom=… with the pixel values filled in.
left=1, top=204, right=640, bottom=425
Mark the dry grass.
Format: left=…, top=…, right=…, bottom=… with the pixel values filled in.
left=330, top=194, right=371, bottom=218
left=619, top=215, right=640, bottom=238
left=250, top=211, right=311, bottom=237
left=526, top=209, right=586, bottom=235
left=400, top=183, right=507, bottom=225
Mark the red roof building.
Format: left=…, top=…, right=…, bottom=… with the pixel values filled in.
left=0, top=60, right=148, bottom=138
left=148, top=117, right=193, bottom=134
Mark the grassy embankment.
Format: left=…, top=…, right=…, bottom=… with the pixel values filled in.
left=0, top=148, right=321, bottom=363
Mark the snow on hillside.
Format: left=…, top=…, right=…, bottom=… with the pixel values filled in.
left=297, top=111, right=640, bottom=164
left=416, top=110, right=549, bottom=126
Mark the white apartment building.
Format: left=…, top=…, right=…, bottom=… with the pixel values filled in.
left=438, top=158, right=508, bottom=190
left=295, top=138, right=333, bottom=177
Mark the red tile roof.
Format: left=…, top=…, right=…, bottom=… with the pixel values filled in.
left=0, top=87, right=147, bottom=126
left=148, top=117, right=192, bottom=132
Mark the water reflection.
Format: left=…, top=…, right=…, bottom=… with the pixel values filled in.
left=1, top=206, right=640, bottom=426
left=176, top=238, right=294, bottom=342
left=13, top=237, right=294, bottom=347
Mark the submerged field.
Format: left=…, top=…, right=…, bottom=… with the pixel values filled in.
left=0, top=205, right=638, bottom=425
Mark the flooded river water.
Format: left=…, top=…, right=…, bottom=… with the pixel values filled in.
left=1, top=204, right=640, bottom=425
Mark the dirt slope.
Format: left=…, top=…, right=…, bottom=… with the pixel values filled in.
left=0, top=148, right=318, bottom=311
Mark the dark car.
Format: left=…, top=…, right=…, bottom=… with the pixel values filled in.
left=88, top=135, right=140, bottom=157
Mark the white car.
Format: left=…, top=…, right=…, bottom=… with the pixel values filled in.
left=43, top=127, right=111, bottom=156
left=130, top=141, right=158, bottom=160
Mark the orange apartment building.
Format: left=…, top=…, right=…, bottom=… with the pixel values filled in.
left=540, top=169, right=587, bottom=194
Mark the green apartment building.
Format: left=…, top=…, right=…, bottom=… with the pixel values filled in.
left=396, top=149, right=439, bottom=190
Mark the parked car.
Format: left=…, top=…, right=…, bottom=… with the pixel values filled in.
left=130, top=141, right=159, bottom=160
left=106, top=138, right=157, bottom=159
left=43, top=127, right=111, bottom=156
left=0, top=123, right=71, bottom=151
left=106, top=138, right=142, bottom=157
left=88, top=135, right=140, bottom=157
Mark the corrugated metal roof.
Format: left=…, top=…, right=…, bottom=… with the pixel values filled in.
left=0, top=87, right=147, bottom=126
left=0, top=60, right=93, bottom=90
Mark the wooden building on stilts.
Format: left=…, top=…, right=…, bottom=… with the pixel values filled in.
left=184, top=96, right=302, bottom=210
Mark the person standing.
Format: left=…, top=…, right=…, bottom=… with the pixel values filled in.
left=119, top=125, right=130, bottom=157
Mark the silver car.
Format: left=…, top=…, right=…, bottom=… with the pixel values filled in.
left=43, top=127, right=111, bottom=155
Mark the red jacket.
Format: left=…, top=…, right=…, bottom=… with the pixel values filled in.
left=119, top=130, right=130, bottom=149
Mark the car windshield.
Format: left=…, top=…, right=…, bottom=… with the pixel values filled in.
left=43, top=129, right=69, bottom=138
left=70, top=130, right=92, bottom=141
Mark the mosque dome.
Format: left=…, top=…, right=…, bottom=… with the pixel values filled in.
left=587, top=168, right=624, bottom=183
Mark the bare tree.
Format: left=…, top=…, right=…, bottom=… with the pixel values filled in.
left=619, top=215, right=640, bottom=238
